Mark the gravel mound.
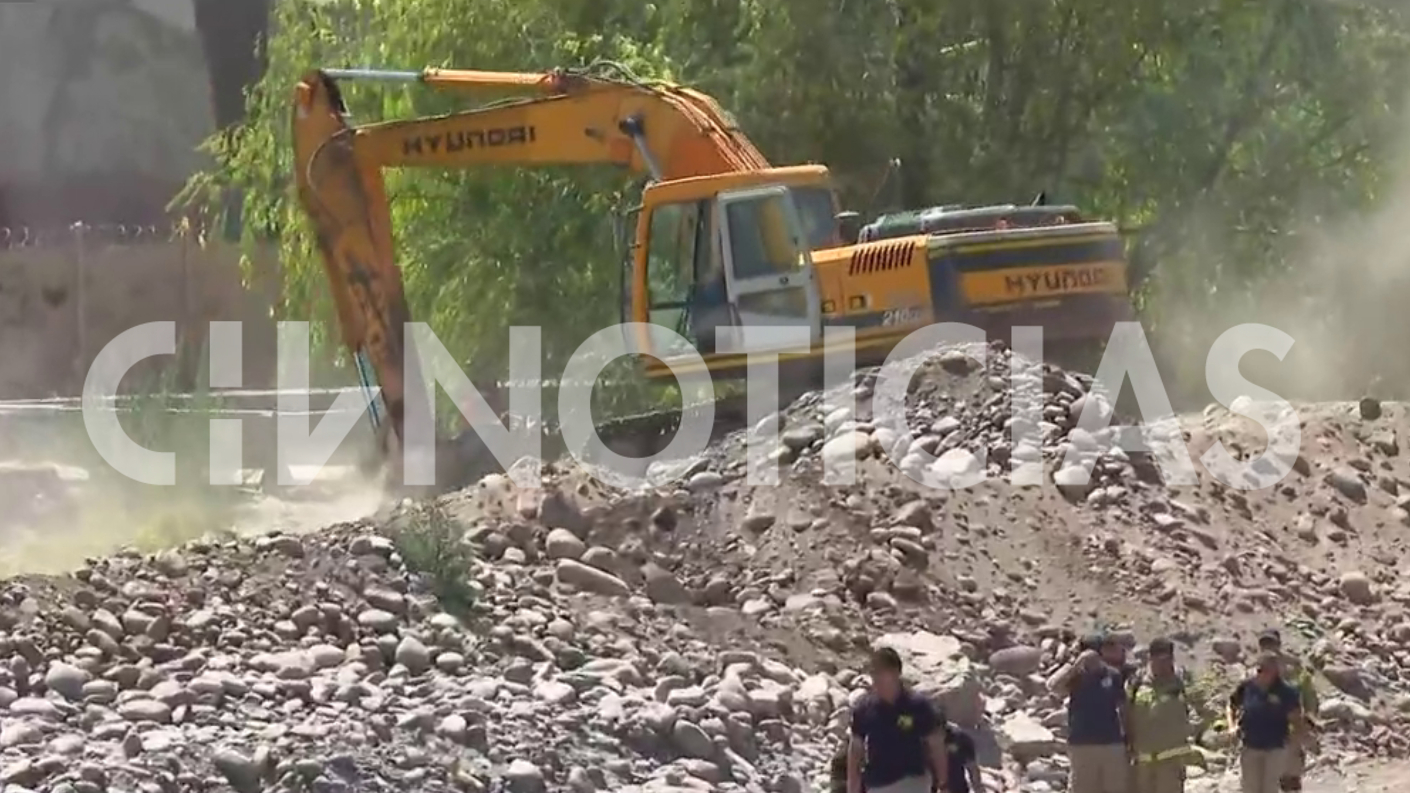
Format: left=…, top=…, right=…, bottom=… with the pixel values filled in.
left=5, top=340, right=1410, bottom=792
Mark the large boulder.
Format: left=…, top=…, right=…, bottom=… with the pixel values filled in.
left=999, top=712, right=1059, bottom=764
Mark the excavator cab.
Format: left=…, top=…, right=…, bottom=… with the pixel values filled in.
left=630, top=173, right=823, bottom=370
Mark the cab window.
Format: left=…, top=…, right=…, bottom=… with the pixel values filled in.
left=724, top=192, right=807, bottom=279
left=789, top=186, right=840, bottom=249
left=644, top=201, right=712, bottom=353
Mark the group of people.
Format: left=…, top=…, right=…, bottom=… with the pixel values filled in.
left=834, top=629, right=1319, bottom=793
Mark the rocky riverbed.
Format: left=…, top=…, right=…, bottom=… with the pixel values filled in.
left=3, top=340, right=1410, bottom=791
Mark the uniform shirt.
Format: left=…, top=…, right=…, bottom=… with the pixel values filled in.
left=849, top=687, right=938, bottom=788
left=1067, top=665, right=1127, bottom=745
left=941, top=723, right=977, bottom=793
left=1230, top=678, right=1299, bottom=750
left=1244, top=654, right=1318, bottom=713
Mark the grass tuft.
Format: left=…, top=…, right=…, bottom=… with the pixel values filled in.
left=386, top=501, right=478, bottom=613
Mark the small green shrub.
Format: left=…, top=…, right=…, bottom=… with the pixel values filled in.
left=388, top=502, right=478, bottom=612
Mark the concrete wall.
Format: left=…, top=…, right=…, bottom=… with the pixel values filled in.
left=0, top=0, right=277, bottom=397
left=0, top=0, right=215, bottom=226
left=0, top=228, right=279, bottom=398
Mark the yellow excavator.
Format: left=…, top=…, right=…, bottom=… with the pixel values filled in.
left=291, top=62, right=1136, bottom=490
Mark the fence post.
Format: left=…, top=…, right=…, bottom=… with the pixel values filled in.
left=181, top=222, right=196, bottom=389
left=71, top=222, right=88, bottom=391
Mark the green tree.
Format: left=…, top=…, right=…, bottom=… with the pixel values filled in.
left=185, top=0, right=1410, bottom=410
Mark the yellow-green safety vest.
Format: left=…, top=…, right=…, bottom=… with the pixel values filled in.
left=1127, top=671, right=1198, bottom=763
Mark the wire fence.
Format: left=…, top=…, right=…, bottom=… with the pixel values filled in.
left=0, top=223, right=179, bottom=250
left=0, top=222, right=343, bottom=481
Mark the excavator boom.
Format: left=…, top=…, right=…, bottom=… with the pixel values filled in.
left=290, top=64, right=831, bottom=482
left=315, top=66, right=770, bottom=178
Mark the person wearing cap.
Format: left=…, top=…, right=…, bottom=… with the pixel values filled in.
left=1255, top=630, right=1317, bottom=791
left=1228, top=652, right=1311, bottom=793
left=1125, top=638, right=1198, bottom=793
left=847, top=647, right=949, bottom=793
left=1046, top=632, right=1131, bottom=793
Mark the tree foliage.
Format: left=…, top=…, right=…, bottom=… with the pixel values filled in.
left=184, top=0, right=1410, bottom=405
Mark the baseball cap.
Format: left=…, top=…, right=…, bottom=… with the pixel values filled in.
left=1257, top=629, right=1281, bottom=647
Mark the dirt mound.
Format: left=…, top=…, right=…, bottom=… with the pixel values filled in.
left=4, top=340, right=1410, bottom=790
left=392, top=339, right=1410, bottom=786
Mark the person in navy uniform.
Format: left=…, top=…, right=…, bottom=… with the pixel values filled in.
left=1255, top=629, right=1318, bottom=792
left=1228, top=653, right=1312, bottom=793
left=1046, top=632, right=1132, bottom=793
left=833, top=716, right=983, bottom=793
left=846, top=647, right=950, bottom=793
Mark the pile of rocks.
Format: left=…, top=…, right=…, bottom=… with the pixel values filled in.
left=715, top=341, right=1180, bottom=502
left=0, top=503, right=884, bottom=793
left=8, top=340, right=1410, bottom=792
left=0, top=478, right=1240, bottom=793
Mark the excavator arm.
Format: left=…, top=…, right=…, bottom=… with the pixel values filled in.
left=292, top=71, right=411, bottom=448
left=289, top=64, right=798, bottom=470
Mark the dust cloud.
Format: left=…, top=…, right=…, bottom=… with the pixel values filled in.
left=1146, top=110, right=1410, bottom=410
left=0, top=393, right=389, bottom=576
left=0, top=462, right=389, bottom=578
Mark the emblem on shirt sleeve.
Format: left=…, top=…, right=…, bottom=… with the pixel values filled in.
left=897, top=715, right=913, bottom=730
left=1269, top=695, right=1280, bottom=704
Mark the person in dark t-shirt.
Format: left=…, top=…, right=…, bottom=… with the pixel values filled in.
left=833, top=718, right=983, bottom=793
left=847, top=647, right=949, bottom=793
left=1229, top=653, right=1309, bottom=793
left=1045, top=632, right=1131, bottom=793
